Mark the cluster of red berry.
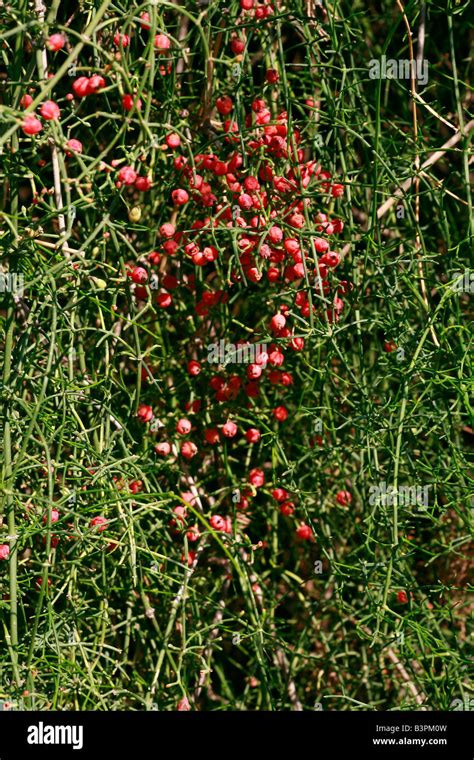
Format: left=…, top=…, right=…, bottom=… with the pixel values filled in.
left=8, top=1, right=354, bottom=572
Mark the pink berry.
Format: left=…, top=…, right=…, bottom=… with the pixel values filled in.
left=40, top=100, right=60, bottom=120
left=42, top=509, right=59, bottom=524
left=86, top=75, right=106, bottom=94
left=21, top=115, right=42, bottom=135
left=160, top=222, right=176, bottom=238
left=65, top=138, right=83, bottom=155
left=249, top=468, right=265, bottom=487
left=0, top=544, right=10, bottom=560
left=222, top=420, right=238, bottom=438
left=314, top=237, right=329, bottom=254
left=114, top=31, right=130, bottom=47
left=165, top=133, right=181, bottom=149
left=268, top=225, right=283, bottom=244
left=155, top=442, right=171, bottom=456
left=118, top=166, right=137, bottom=185
left=181, top=441, right=198, bottom=459
left=238, top=193, right=253, bottom=210
left=176, top=418, right=192, bottom=435
left=139, top=12, right=151, bottom=30
left=210, top=515, right=226, bottom=531
left=154, top=34, right=170, bottom=52
left=47, top=33, right=66, bottom=51
left=20, top=93, right=33, bottom=108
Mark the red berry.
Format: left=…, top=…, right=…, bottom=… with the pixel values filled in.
left=72, top=77, right=90, bottom=97
left=265, top=69, right=279, bottom=84
left=216, top=96, right=233, bottom=116
left=231, top=38, right=245, bottom=55
left=90, top=516, right=108, bottom=532
left=296, top=523, right=313, bottom=540
left=130, top=266, right=148, bottom=285
left=204, top=428, right=220, bottom=445
left=86, top=75, right=105, bottom=94
left=280, top=501, right=295, bottom=516
left=273, top=405, right=288, bottom=422
left=122, top=94, right=141, bottom=111
left=186, top=525, right=200, bottom=542
left=137, top=404, right=153, bottom=423
left=135, top=176, right=152, bottom=191
left=245, top=428, right=261, bottom=443
left=171, top=188, right=189, bottom=205
left=336, top=490, right=352, bottom=506
left=270, top=313, right=286, bottom=332
left=187, top=360, right=201, bottom=376
left=156, top=292, right=172, bottom=308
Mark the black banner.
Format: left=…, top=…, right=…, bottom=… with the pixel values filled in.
left=0, top=710, right=471, bottom=758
